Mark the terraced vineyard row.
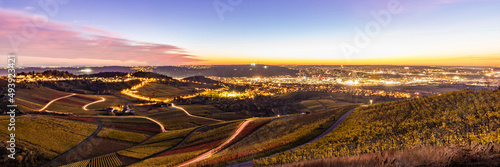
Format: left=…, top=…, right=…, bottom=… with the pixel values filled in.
left=197, top=106, right=354, bottom=166
left=130, top=121, right=243, bottom=167
left=256, top=89, right=500, bottom=165
left=62, top=153, right=122, bottom=167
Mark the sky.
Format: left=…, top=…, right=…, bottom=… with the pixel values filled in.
left=0, top=0, right=499, bottom=67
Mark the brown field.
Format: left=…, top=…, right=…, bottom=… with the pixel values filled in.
left=278, top=143, right=500, bottom=167
left=177, top=104, right=250, bottom=121
left=46, top=136, right=137, bottom=167
left=146, top=108, right=219, bottom=130
left=135, top=83, right=201, bottom=100
left=15, top=87, right=72, bottom=111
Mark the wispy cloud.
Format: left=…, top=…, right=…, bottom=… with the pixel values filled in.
left=23, top=6, right=34, bottom=11
left=0, top=8, right=201, bottom=66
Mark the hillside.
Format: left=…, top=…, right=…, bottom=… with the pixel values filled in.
left=256, top=89, right=500, bottom=165
left=182, top=76, right=220, bottom=84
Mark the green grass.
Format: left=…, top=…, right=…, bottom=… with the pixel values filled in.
left=0, top=115, right=97, bottom=159
left=256, top=90, right=500, bottom=165
left=117, top=128, right=195, bottom=159
left=97, top=128, right=151, bottom=143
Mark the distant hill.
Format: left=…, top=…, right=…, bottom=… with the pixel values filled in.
left=80, top=72, right=129, bottom=77
left=131, top=71, right=172, bottom=79
left=1, top=65, right=298, bottom=78
left=182, top=76, right=220, bottom=84
left=154, top=65, right=298, bottom=78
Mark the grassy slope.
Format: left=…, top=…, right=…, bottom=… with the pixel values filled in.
left=45, top=95, right=103, bottom=115
left=83, top=95, right=128, bottom=110
left=198, top=106, right=354, bottom=166
left=97, top=128, right=151, bottom=143
left=135, top=83, right=200, bottom=100
left=117, top=128, right=194, bottom=159
left=146, top=108, right=218, bottom=130
left=0, top=116, right=97, bottom=159
left=132, top=121, right=243, bottom=167
left=178, top=104, right=249, bottom=121
left=15, top=87, right=71, bottom=111
left=256, top=90, right=500, bottom=165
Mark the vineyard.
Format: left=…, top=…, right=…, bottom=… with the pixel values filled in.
left=82, top=95, right=128, bottom=110
left=62, top=153, right=122, bottom=167
left=15, top=87, right=72, bottom=111
left=147, top=108, right=219, bottom=130
left=97, top=128, right=151, bottom=143
left=256, top=89, right=500, bottom=165
left=0, top=116, right=97, bottom=159
left=131, top=121, right=243, bottom=166
left=197, top=106, right=354, bottom=166
left=177, top=104, right=249, bottom=121
left=118, top=128, right=195, bottom=159
left=97, top=117, right=163, bottom=133
left=45, top=94, right=103, bottom=115
left=176, top=120, right=242, bottom=150
left=136, top=83, right=217, bottom=100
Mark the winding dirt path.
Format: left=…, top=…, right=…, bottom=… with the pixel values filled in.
left=39, top=93, right=76, bottom=111
left=175, top=119, right=253, bottom=167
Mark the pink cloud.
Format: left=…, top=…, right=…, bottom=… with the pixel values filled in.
left=0, top=8, right=201, bottom=66
left=81, top=26, right=123, bottom=37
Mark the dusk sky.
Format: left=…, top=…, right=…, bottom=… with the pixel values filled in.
left=1, top=0, right=499, bottom=66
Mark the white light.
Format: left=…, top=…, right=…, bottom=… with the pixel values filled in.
left=80, top=68, right=92, bottom=73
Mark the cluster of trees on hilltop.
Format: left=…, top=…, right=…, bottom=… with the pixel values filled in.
left=132, top=71, right=172, bottom=79
left=80, top=72, right=129, bottom=78
left=182, top=76, right=221, bottom=84
left=18, top=70, right=76, bottom=78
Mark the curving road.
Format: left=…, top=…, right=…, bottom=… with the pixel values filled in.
left=230, top=107, right=358, bottom=167
left=82, top=97, right=106, bottom=110
left=175, top=119, right=253, bottom=167
left=95, top=115, right=167, bottom=132
left=171, top=104, right=223, bottom=122
left=39, top=93, right=76, bottom=111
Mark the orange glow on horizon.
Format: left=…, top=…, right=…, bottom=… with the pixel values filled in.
left=198, top=54, right=500, bottom=66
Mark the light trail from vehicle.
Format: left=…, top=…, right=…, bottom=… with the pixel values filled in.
left=82, top=97, right=106, bottom=110
left=39, top=93, right=76, bottom=111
